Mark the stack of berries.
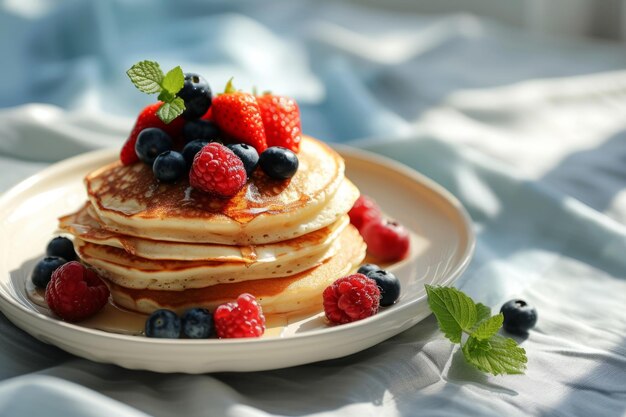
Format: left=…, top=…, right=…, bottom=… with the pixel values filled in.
left=121, top=61, right=302, bottom=198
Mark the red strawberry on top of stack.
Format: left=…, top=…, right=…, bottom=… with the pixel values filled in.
left=256, top=93, right=302, bottom=153
left=211, top=79, right=268, bottom=154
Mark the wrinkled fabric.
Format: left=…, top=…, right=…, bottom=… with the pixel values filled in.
left=1, top=1, right=626, bottom=416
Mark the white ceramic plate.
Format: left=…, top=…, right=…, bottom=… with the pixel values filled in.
left=0, top=146, right=474, bottom=373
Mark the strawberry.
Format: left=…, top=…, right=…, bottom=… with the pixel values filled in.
left=201, top=107, right=213, bottom=121
left=120, top=102, right=185, bottom=165
left=211, top=79, right=267, bottom=153
left=256, top=93, right=302, bottom=152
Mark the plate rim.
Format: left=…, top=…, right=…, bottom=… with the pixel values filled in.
left=0, top=145, right=475, bottom=349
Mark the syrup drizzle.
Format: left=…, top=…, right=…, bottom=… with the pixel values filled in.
left=88, top=145, right=332, bottom=226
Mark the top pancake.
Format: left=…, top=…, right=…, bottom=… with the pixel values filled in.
left=86, top=136, right=349, bottom=244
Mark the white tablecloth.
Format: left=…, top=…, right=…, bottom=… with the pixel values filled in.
left=1, top=1, right=625, bottom=416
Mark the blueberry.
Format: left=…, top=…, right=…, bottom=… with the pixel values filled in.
left=31, top=256, right=67, bottom=289
left=500, top=299, right=537, bottom=335
left=145, top=309, right=181, bottom=338
left=135, top=128, right=173, bottom=165
left=259, top=147, right=299, bottom=180
left=357, top=263, right=381, bottom=276
left=181, top=308, right=214, bottom=339
left=46, top=236, right=76, bottom=261
left=178, top=73, right=212, bottom=120
left=227, top=143, right=259, bottom=176
left=153, top=151, right=186, bottom=183
left=366, top=269, right=401, bottom=307
left=183, top=120, right=221, bottom=143
left=182, top=139, right=209, bottom=168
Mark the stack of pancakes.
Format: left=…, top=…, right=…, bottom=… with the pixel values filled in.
left=60, top=137, right=366, bottom=316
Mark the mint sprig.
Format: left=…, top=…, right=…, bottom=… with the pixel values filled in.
left=126, top=60, right=186, bottom=124
left=157, top=97, right=185, bottom=124
left=425, top=285, right=527, bottom=375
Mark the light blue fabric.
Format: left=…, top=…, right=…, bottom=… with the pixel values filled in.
left=1, top=1, right=626, bottom=416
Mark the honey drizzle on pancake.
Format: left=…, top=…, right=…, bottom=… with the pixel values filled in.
left=89, top=162, right=314, bottom=224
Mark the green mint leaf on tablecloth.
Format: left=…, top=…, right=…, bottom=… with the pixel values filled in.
left=162, top=66, right=185, bottom=95
left=425, top=285, right=528, bottom=375
left=425, top=285, right=478, bottom=343
left=462, top=334, right=527, bottom=375
left=475, top=302, right=491, bottom=324
left=157, top=97, right=185, bottom=124
left=127, top=60, right=164, bottom=94
left=472, top=313, right=503, bottom=340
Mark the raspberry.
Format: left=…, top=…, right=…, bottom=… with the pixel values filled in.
left=214, top=293, right=265, bottom=338
left=189, top=143, right=247, bottom=197
left=323, top=274, right=380, bottom=324
left=348, top=195, right=382, bottom=231
left=45, top=261, right=109, bottom=322
left=361, top=218, right=410, bottom=262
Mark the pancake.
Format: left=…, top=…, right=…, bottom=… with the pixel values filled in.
left=105, top=224, right=366, bottom=315
left=89, top=178, right=358, bottom=246
left=76, top=228, right=342, bottom=290
left=86, top=136, right=349, bottom=244
left=63, top=134, right=366, bottom=318
left=60, top=204, right=349, bottom=263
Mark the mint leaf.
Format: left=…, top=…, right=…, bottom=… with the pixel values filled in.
left=462, top=335, right=527, bottom=375
left=158, top=90, right=176, bottom=103
left=162, top=66, right=184, bottom=95
left=476, top=303, right=491, bottom=324
left=425, top=286, right=528, bottom=376
left=157, top=97, right=185, bottom=124
left=472, top=313, right=503, bottom=340
left=126, top=60, right=188, bottom=124
left=127, top=60, right=164, bottom=94
left=425, top=285, right=478, bottom=343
